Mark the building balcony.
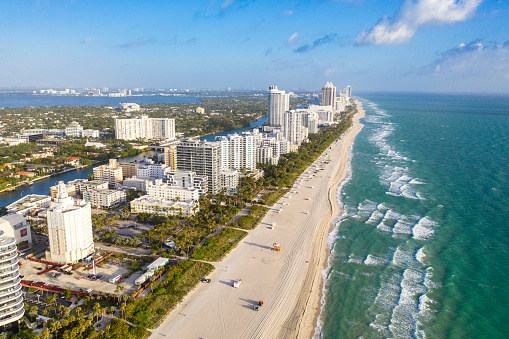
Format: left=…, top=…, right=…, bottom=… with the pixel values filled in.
left=0, top=238, right=16, bottom=251
left=0, top=252, right=17, bottom=264
left=0, top=303, right=24, bottom=327
left=0, top=295, right=23, bottom=313
left=0, top=275, right=20, bottom=292
left=0, top=262, right=19, bottom=278
left=0, top=284, right=22, bottom=299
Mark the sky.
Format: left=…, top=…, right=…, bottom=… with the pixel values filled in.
left=0, top=0, right=508, bottom=93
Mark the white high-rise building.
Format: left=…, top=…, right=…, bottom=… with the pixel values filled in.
left=321, top=82, right=336, bottom=108
left=302, top=112, right=320, bottom=134
left=46, top=182, right=94, bottom=264
left=0, top=231, right=24, bottom=329
left=346, top=85, right=352, bottom=98
left=216, top=133, right=256, bottom=170
left=115, top=116, right=175, bottom=141
left=267, top=86, right=289, bottom=126
left=284, top=110, right=308, bottom=146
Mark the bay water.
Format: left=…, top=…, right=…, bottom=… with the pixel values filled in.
left=319, top=93, right=509, bottom=338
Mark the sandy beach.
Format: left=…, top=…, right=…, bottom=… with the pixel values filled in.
left=149, top=100, right=365, bottom=339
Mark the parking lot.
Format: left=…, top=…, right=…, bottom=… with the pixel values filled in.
left=19, top=257, right=146, bottom=296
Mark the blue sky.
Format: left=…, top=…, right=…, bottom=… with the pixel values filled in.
left=0, top=0, right=508, bottom=93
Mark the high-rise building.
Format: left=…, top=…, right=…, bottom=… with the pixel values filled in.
left=46, top=182, right=94, bottom=264
left=267, top=86, right=289, bottom=126
left=321, top=82, right=336, bottom=107
left=346, top=85, right=352, bottom=98
left=115, top=116, right=175, bottom=141
left=215, top=133, right=256, bottom=170
left=93, top=159, right=123, bottom=185
left=283, top=110, right=308, bottom=146
left=0, top=230, right=24, bottom=330
left=176, top=140, right=222, bottom=194
left=164, top=143, right=178, bottom=170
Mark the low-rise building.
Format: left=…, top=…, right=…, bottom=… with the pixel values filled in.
left=93, top=159, right=123, bottom=186
left=147, top=257, right=169, bottom=271
left=14, top=171, right=36, bottom=178
left=164, top=170, right=208, bottom=196
left=137, top=164, right=170, bottom=179
left=67, top=179, right=109, bottom=194
left=0, top=214, right=32, bottom=245
left=82, top=129, right=100, bottom=138
left=147, top=179, right=200, bottom=202
left=130, top=196, right=199, bottom=217
left=119, top=177, right=151, bottom=192
left=220, top=169, right=239, bottom=191
left=83, top=189, right=126, bottom=208
left=6, top=195, right=51, bottom=216
left=65, top=157, right=81, bottom=167
left=65, top=122, right=84, bottom=138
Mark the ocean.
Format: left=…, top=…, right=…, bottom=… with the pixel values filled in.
left=319, top=93, right=509, bottom=338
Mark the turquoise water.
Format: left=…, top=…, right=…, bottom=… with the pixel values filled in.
left=319, top=94, right=509, bottom=338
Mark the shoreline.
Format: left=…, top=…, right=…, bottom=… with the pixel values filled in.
left=297, top=99, right=365, bottom=338
left=148, top=100, right=365, bottom=339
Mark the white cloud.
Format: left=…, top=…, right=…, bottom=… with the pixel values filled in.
left=282, top=10, right=294, bottom=16
left=324, top=67, right=336, bottom=77
left=356, top=0, right=483, bottom=45
left=221, top=0, right=236, bottom=11
left=424, top=40, right=509, bottom=80
left=287, top=32, right=299, bottom=45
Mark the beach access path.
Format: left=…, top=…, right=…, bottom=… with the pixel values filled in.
left=149, top=101, right=365, bottom=339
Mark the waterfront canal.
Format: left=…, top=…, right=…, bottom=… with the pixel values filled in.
left=0, top=116, right=267, bottom=207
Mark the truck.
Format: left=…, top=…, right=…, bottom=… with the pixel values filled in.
left=135, top=271, right=155, bottom=286
left=109, top=274, right=122, bottom=284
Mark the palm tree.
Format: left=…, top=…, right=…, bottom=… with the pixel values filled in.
left=108, top=306, right=115, bottom=316
left=119, top=302, right=126, bottom=319
left=74, top=306, right=81, bottom=317
left=29, top=305, right=38, bottom=317
left=48, top=319, right=62, bottom=339
left=40, top=330, right=49, bottom=339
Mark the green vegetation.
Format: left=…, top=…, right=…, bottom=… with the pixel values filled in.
left=260, top=108, right=354, bottom=189
left=190, top=228, right=248, bottom=261
left=10, top=99, right=356, bottom=338
left=259, top=188, right=290, bottom=206
left=124, top=260, right=214, bottom=328
left=235, top=204, right=269, bottom=230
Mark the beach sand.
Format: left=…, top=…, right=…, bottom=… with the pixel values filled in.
left=149, top=100, right=365, bottom=339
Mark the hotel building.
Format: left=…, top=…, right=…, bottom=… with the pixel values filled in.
left=321, top=82, right=336, bottom=108
left=267, top=86, right=289, bottom=126
left=115, top=116, right=175, bottom=141
left=46, top=182, right=94, bottom=264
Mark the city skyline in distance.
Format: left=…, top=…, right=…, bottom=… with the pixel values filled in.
left=0, top=1, right=508, bottom=94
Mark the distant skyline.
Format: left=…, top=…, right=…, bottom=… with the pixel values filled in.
left=0, top=0, right=508, bottom=93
